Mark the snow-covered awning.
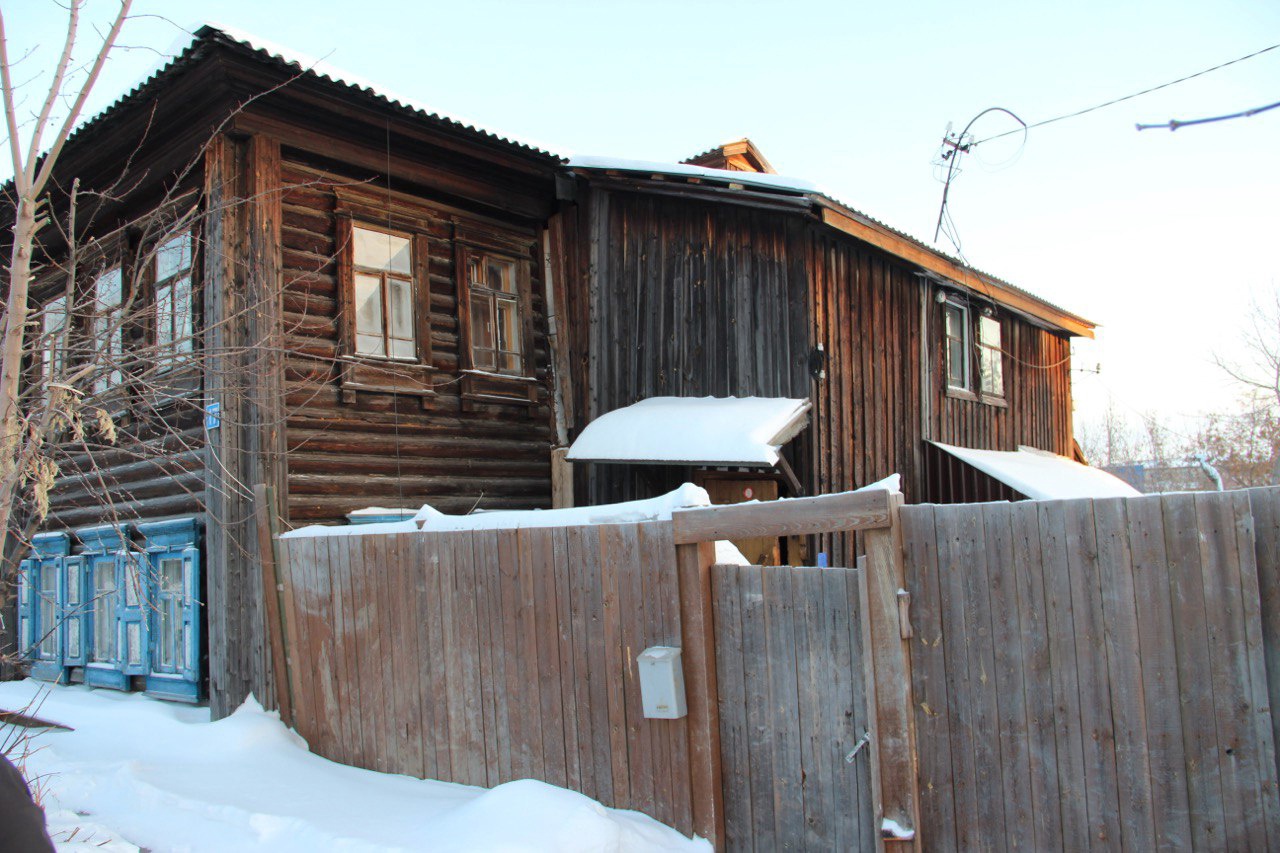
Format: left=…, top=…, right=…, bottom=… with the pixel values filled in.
left=929, top=441, right=1142, bottom=501
left=566, top=396, right=812, bottom=467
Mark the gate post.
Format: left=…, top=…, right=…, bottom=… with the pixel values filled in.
left=859, top=492, right=922, bottom=849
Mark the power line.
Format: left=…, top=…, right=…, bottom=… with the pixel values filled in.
left=1136, top=97, right=1280, bottom=131
left=972, top=42, right=1280, bottom=147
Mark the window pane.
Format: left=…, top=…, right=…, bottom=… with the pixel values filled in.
left=124, top=561, right=139, bottom=607
left=486, top=258, right=517, bottom=294
left=389, top=338, right=415, bottom=359
left=471, top=294, right=494, bottom=352
left=40, top=565, right=57, bottom=657
left=175, top=276, right=193, bottom=352
left=127, top=622, right=141, bottom=666
left=67, top=619, right=80, bottom=659
left=94, top=562, right=117, bottom=662
left=42, top=297, right=68, bottom=388
left=156, top=232, right=192, bottom=280
left=157, top=283, right=174, bottom=347
left=354, top=227, right=412, bottom=275
left=495, top=298, right=521, bottom=356
left=354, top=273, right=385, bottom=356
left=388, top=277, right=414, bottom=340
left=95, top=267, right=123, bottom=309
left=499, top=352, right=522, bottom=373
left=948, top=338, right=966, bottom=387
left=66, top=563, right=81, bottom=605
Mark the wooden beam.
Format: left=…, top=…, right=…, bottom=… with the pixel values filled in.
left=676, top=540, right=725, bottom=848
left=860, top=493, right=922, bottom=849
left=254, top=483, right=293, bottom=727
left=818, top=205, right=1095, bottom=339
left=671, top=489, right=892, bottom=545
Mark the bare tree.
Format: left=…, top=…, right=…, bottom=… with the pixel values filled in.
left=1213, top=290, right=1280, bottom=485
left=0, top=0, right=133, bottom=578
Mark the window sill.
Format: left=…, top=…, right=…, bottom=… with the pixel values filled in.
left=946, top=386, right=1008, bottom=409
left=338, top=357, right=437, bottom=408
left=460, top=368, right=538, bottom=412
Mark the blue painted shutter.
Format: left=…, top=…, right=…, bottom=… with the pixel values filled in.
left=118, top=551, right=150, bottom=677
left=181, top=543, right=200, bottom=685
left=62, top=555, right=88, bottom=667
left=17, top=557, right=35, bottom=659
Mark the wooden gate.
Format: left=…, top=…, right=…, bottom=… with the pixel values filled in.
left=712, top=562, right=875, bottom=851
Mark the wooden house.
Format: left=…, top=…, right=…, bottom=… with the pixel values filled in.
left=7, top=25, right=1094, bottom=714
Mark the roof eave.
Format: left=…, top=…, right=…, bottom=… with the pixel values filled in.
left=813, top=198, right=1096, bottom=339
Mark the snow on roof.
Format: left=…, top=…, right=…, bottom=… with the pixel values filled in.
left=566, top=396, right=812, bottom=467
left=930, top=442, right=1142, bottom=501
left=567, top=155, right=821, bottom=194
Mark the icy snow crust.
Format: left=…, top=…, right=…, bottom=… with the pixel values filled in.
left=567, top=155, right=822, bottom=195
left=565, top=396, right=812, bottom=467
left=0, top=680, right=709, bottom=852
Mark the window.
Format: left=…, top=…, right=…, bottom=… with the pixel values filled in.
left=92, top=266, right=124, bottom=394
left=979, top=314, right=1005, bottom=398
left=156, top=556, right=184, bottom=671
left=39, top=564, right=58, bottom=658
left=40, top=295, right=67, bottom=400
left=93, top=561, right=117, bottom=663
left=154, top=231, right=194, bottom=370
left=944, top=301, right=970, bottom=391
left=352, top=225, right=415, bottom=360
left=466, top=252, right=524, bottom=374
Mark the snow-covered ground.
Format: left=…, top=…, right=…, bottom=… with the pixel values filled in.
left=0, top=680, right=710, bottom=852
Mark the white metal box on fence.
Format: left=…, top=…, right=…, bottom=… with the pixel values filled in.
left=637, top=646, right=687, bottom=719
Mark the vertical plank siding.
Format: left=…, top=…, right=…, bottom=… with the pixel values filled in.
left=564, top=188, right=1076, bottom=567
left=710, top=563, right=875, bottom=851
left=904, top=488, right=1280, bottom=851
left=277, top=521, right=705, bottom=837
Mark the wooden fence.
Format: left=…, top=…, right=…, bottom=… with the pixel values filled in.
left=269, top=485, right=1280, bottom=851
left=903, top=489, right=1280, bottom=851
left=272, top=490, right=898, bottom=850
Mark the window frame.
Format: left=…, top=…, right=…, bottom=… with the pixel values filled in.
left=91, top=264, right=126, bottom=396
left=943, top=298, right=972, bottom=394
left=332, top=191, right=436, bottom=403
left=151, top=228, right=196, bottom=373
left=978, top=312, right=1006, bottom=400
left=462, top=249, right=527, bottom=377
left=349, top=222, right=418, bottom=362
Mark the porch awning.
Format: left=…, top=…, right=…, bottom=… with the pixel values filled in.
left=929, top=441, right=1141, bottom=501
left=566, top=396, right=811, bottom=467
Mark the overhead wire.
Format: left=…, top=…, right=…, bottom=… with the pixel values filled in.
left=969, top=41, right=1280, bottom=148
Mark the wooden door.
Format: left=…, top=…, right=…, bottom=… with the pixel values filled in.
left=696, top=474, right=782, bottom=566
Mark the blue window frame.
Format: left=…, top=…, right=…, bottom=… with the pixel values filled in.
left=77, top=524, right=133, bottom=690
left=19, top=533, right=72, bottom=683
left=136, top=518, right=201, bottom=702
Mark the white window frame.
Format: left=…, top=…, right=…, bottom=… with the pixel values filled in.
left=465, top=250, right=525, bottom=376
left=352, top=224, right=416, bottom=361
left=979, top=313, right=1005, bottom=398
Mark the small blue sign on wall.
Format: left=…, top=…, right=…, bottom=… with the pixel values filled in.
left=205, top=401, right=221, bottom=430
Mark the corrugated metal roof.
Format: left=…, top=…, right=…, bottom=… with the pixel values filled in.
left=55, top=25, right=563, bottom=168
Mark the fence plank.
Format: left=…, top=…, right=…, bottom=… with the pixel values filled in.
left=599, top=526, right=632, bottom=807
left=1037, top=500, right=1090, bottom=850
left=980, top=502, right=1036, bottom=853
left=531, top=529, right=568, bottom=789
left=932, top=504, right=981, bottom=849
left=1250, top=487, right=1280, bottom=800
left=1060, top=499, right=1122, bottom=848
left=566, top=523, right=605, bottom=802
left=1008, top=501, right=1063, bottom=852
left=902, top=505, right=957, bottom=851
left=551, top=526, right=583, bottom=794
left=738, top=564, right=776, bottom=849
left=1161, top=492, right=1227, bottom=848
left=650, top=523, right=693, bottom=835
left=495, top=528, right=529, bottom=781
left=763, top=565, right=807, bottom=844
left=676, top=539, right=724, bottom=847
left=1196, top=492, right=1266, bottom=846
left=471, top=530, right=502, bottom=786
left=1091, top=497, right=1156, bottom=852
left=1241, top=489, right=1280, bottom=845
left=420, top=534, right=452, bottom=780
left=792, top=567, right=831, bottom=849
left=836, top=566, right=875, bottom=852
left=614, top=525, right=654, bottom=818
left=712, top=564, right=755, bottom=852
left=636, top=522, right=674, bottom=828
left=1125, top=495, right=1192, bottom=849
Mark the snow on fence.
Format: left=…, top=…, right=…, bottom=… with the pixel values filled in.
left=904, top=487, right=1280, bottom=852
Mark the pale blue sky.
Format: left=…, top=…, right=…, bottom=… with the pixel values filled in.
left=8, top=0, right=1280, bottom=444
